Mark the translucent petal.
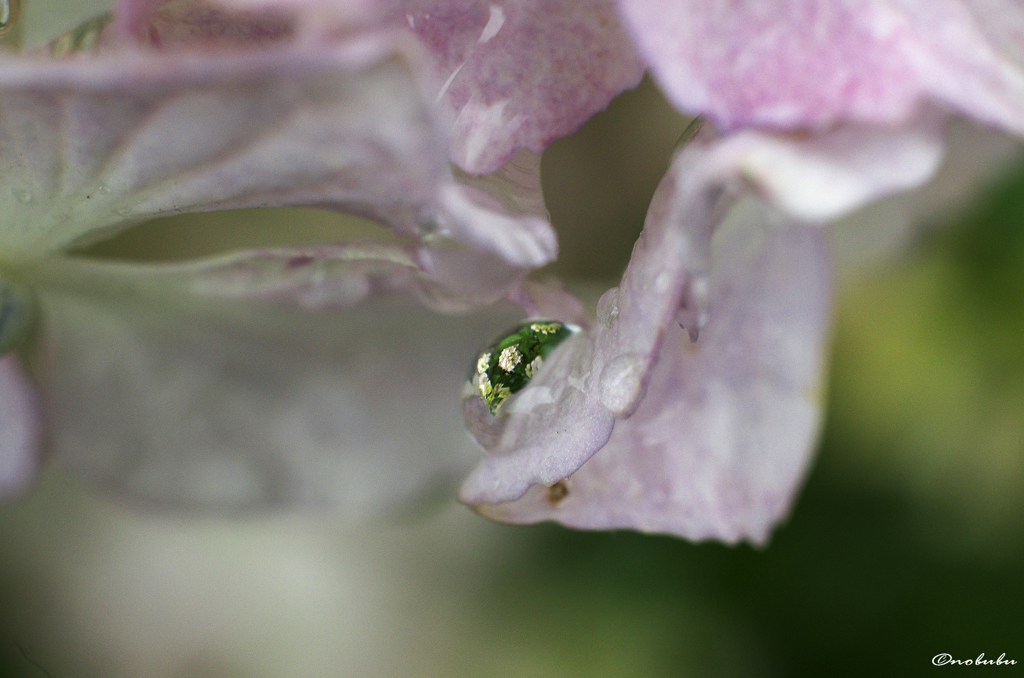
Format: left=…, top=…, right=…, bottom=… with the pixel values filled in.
left=460, top=128, right=731, bottom=504
left=475, top=201, right=832, bottom=545
left=28, top=247, right=525, bottom=512
left=706, top=111, right=947, bottom=222
left=462, top=121, right=935, bottom=535
left=414, top=151, right=558, bottom=303
left=619, top=0, right=1024, bottom=135
left=0, top=32, right=445, bottom=260
left=390, top=0, right=645, bottom=173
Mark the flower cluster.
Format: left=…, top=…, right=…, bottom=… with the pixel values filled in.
left=3, top=0, right=1024, bottom=543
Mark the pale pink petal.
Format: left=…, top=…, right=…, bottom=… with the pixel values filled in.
left=460, top=127, right=729, bottom=504
left=125, top=241, right=467, bottom=311
left=706, top=111, right=947, bottom=222
left=112, top=0, right=374, bottom=40
left=389, top=0, right=644, bottom=173
left=146, top=0, right=295, bottom=47
left=618, top=0, right=1024, bottom=135
left=462, top=120, right=944, bottom=521
left=438, top=152, right=553, bottom=269
left=200, top=0, right=377, bottom=29
left=0, top=355, right=41, bottom=497
left=415, top=151, right=558, bottom=302
left=13, top=11, right=559, bottom=297
left=460, top=329, right=618, bottom=502
left=0, top=32, right=445, bottom=259
left=30, top=247, right=526, bottom=511
left=113, top=0, right=169, bottom=40
left=477, top=203, right=833, bottom=545
left=331, top=150, right=558, bottom=304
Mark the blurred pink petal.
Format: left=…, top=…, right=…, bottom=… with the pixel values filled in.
left=0, top=32, right=445, bottom=259
left=388, top=0, right=644, bottom=173
left=113, top=0, right=169, bottom=40
left=112, top=0, right=375, bottom=40
left=145, top=0, right=295, bottom=47
left=0, top=2, right=575, bottom=512
left=31, top=247, right=528, bottom=510
left=0, top=355, right=41, bottom=497
left=13, top=5, right=561, bottom=299
left=618, top=0, right=1024, bottom=134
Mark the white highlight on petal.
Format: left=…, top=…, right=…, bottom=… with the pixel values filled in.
left=455, top=97, right=519, bottom=170
left=599, top=353, right=645, bottom=415
left=478, top=4, right=505, bottom=44
left=437, top=61, right=466, bottom=103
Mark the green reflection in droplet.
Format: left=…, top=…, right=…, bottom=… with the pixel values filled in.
left=470, top=320, right=578, bottom=415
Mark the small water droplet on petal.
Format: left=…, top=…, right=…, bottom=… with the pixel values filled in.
left=468, top=320, right=578, bottom=415
left=677, top=274, right=709, bottom=342
left=596, top=288, right=620, bottom=327
left=599, top=352, right=645, bottom=415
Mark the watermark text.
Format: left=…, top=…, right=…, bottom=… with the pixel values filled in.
left=933, top=653, right=1017, bottom=667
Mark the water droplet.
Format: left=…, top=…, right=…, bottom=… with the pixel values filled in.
left=654, top=270, right=672, bottom=293
left=417, top=215, right=442, bottom=238
left=596, top=288, right=620, bottom=327
left=13, top=189, right=31, bottom=203
left=677, top=274, right=709, bottom=342
left=599, top=352, right=645, bottom=415
left=468, top=320, right=578, bottom=415
left=98, top=185, right=111, bottom=195
left=0, top=280, right=33, bottom=355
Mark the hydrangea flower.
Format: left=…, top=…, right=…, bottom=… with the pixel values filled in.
left=440, top=0, right=1024, bottom=543
left=5, top=0, right=1024, bottom=546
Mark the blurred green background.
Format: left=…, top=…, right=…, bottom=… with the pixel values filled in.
left=1, top=75, right=1023, bottom=677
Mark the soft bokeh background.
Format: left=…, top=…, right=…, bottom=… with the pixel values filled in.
left=1, top=7, right=1024, bottom=674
